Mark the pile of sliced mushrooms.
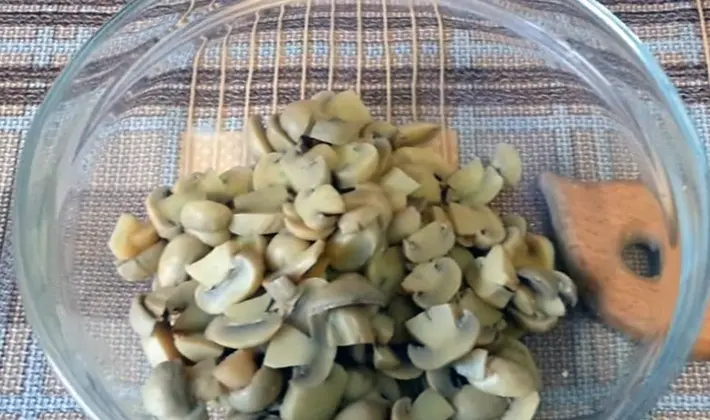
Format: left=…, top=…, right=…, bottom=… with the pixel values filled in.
left=109, top=90, right=578, bottom=420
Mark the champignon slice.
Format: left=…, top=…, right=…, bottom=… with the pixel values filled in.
left=232, top=185, right=289, bottom=213
left=517, top=267, right=559, bottom=299
left=453, top=288, right=504, bottom=327
left=326, top=307, right=376, bottom=346
left=276, top=240, right=326, bottom=280
left=145, top=280, right=200, bottom=317
left=554, top=270, right=579, bottom=307
left=298, top=273, right=386, bottom=317
left=451, top=385, right=509, bottom=420
left=372, top=136, right=394, bottom=177
left=157, top=234, right=210, bottom=288
left=452, top=348, right=488, bottom=382
left=253, top=153, right=290, bottom=190
left=509, top=308, right=559, bottom=333
left=326, top=222, right=381, bottom=271
left=129, top=294, right=158, bottom=337
left=512, top=286, right=537, bottom=316
left=109, top=213, right=160, bottom=261
left=193, top=250, right=265, bottom=314
left=365, top=246, right=406, bottom=303
left=461, top=166, right=505, bottom=207
left=173, top=333, right=224, bottom=362
left=180, top=200, right=232, bottom=233
left=491, top=143, right=522, bottom=187
left=501, top=226, right=527, bottom=260
left=160, top=188, right=208, bottom=225
left=116, top=240, right=166, bottom=282
left=387, top=295, right=418, bottom=344
left=264, top=324, right=315, bottom=368
left=387, top=191, right=408, bottom=212
left=205, top=313, right=283, bottom=349
left=309, top=118, right=364, bottom=146
left=397, top=164, right=441, bottom=204
left=402, top=257, right=462, bottom=309
left=371, top=313, right=395, bottom=344
left=334, top=142, right=379, bottom=189
left=284, top=214, right=335, bottom=241
left=227, top=366, right=284, bottom=414
left=392, top=147, right=455, bottom=179
left=303, top=143, right=339, bottom=170
left=343, top=368, right=377, bottom=403
left=373, top=345, right=400, bottom=371
left=394, top=122, right=441, bottom=148
left=323, top=90, right=372, bottom=122
left=185, top=241, right=239, bottom=287
left=244, top=115, right=273, bottom=156
left=213, top=349, right=258, bottom=390
left=185, top=228, right=230, bottom=247
left=172, top=304, right=214, bottom=334
left=425, top=368, right=458, bottom=400
left=334, top=399, right=388, bottom=420
left=338, top=206, right=380, bottom=234
left=362, top=120, right=398, bottom=140
left=303, top=255, right=331, bottom=279
left=447, top=245, right=475, bottom=271
left=342, top=184, right=393, bottom=228
left=496, top=338, right=542, bottom=388
left=141, top=323, right=182, bottom=367
left=410, top=388, right=455, bottom=420
left=230, top=213, right=284, bottom=235
left=265, top=231, right=310, bottom=272
left=281, top=153, right=332, bottom=193
left=282, top=364, right=348, bottom=420
left=402, top=222, right=455, bottom=263
left=480, top=245, right=519, bottom=292
left=222, top=293, right=274, bottom=323
left=537, top=297, right=567, bottom=317
left=446, top=158, right=484, bottom=196
left=146, top=187, right=182, bottom=239
left=380, top=364, right=423, bottom=381
left=266, top=114, right=298, bottom=151
left=464, top=258, right=513, bottom=309
left=471, top=355, right=537, bottom=398
left=142, top=360, right=196, bottom=418
left=407, top=310, right=480, bottom=370
left=186, top=359, right=225, bottom=403
left=294, top=184, right=344, bottom=230
left=387, top=207, right=421, bottom=245
left=291, top=341, right=338, bottom=389
left=514, top=233, right=556, bottom=270
left=391, top=397, right=413, bottom=420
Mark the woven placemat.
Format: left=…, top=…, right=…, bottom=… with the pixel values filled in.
left=1, top=0, right=710, bottom=419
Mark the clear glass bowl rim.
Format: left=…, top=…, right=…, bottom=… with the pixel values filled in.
left=13, top=0, right=710, bottom=418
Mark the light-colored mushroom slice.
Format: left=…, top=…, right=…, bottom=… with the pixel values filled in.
left=303, top=143, right=339, bottom=170
left=452, top=348, right=488, bottom=382
left=221, top=167, right=255, bottom=199
left=326, top=222, right=381, bottom=271
left=232, top=185, right=289, bottom=213
left=185, top=241, right=240, bottom=288
left=450, top=385, right=509, bottom=420
left=290, top=340, right=337, bottom=389
left=379, top=167, right=421, bottom=197
left=397, top=164, right=441, bottom=204
left=394, top=122, right=441, bottom=148
left=460, top=166, right=505, bottom=207
left=282, top=153, right=332, bottom=193
left=372, top=136, right=394, bottom=177
left=405, top=303, right=459, bottom=348
left=173, top=172, right=204, bottom=194
left=227, top=366, right=284, bottom=413
left=517, top=267, right=559, bottom=299
left=244, top=115, right=274, bottom=157
left=116, top=240, right=166, bottom=282
left=185, top=228, right=231, bottom=247
left=342, top=184, right=393, bottom=229
left=343, top=368, right=377, bottom=403
left=509, top=308, right=558, bottom=333
left=366, top=246, right=406, bottom=302
left=265, top=231, right=310, bottom=272
left=411, top=388, right=455, bottom=420
left=387, top=295, right=418, bottom=344
left=281, top=363, right=348, bottom=420
left=501, top=391, right=540, bottom=420
left=501, top=226, right=527, bottom=261
left=387, top=207, right=421, bottom=245
left=447, top=246, right=475, bottom=271
left=145, top=280, right=200, bottom=317
left=222, top=293, right=274, bottom=323
left=491, top=143, right=522, bottom=187
left=423, top=206, right=452, bottom=228
left=205, top=313, right=283, bottom=349
left=157, top=234, right=210, bottom=288
left=326, top=307, right=376, bottom=346
left=362, top=120, right=398, bottom=140
left=536, top=296, right=566, bottom=317
left=159, top=188, right=209, bottom=226
left=479, top=244, right=519, bottom=294
left=403, top=221, right=455, bottom=263
left=267, top=114, right=298, bottom=151
left=445, top=158, right=484, bottom=197
left=449, top=204, right=505, bottom=249
left=174, top=333, right=224, bottom=362
left=230, top=212, right=284, bottom=236
left=142, top=360, right=197, bottom=418
left=263, top=275, right=302, bottom=316
left=282, top=202, right=299, bottom=220
left=323, top=90, right=372, bottom=122
left=386, top=191, right=408, bottom=212
left=515, top=233, right=556, bottom=270
left=276, top=240, right=326, bottom=280
left=146, top=187, right=182, bottom=239
left=189, top=169, right=234, bottom=203
left=452, top=288, right=503, bottom=327
left=142, top=323, right=182, bottom=367
left=283, top=100, right=320, bottom=141
left=284, top=214, right=335, bottom=241
left=425, top=368, right=458, bottom=400
left=194, top=250, right=264, bottom=314
left=402, top=258, right=462, bottom=309
left=335, top=399, right=388, bottom=420
left=172, top=304, right=214, bottom=333
left=109, top=213, right=160, bottom=261
left=180, top=200, right=232, bottom=233
left=303, top=255, right=330, bottom=279
left=371, top=313, right=395, bottom=344
left=373, top=345, right=401, bottom=371
left=496, top=338, right=541, bottom=388
left=333, top=142, right=379, bottom=189
left=294, top=184, right=344, bottom=230
left=338, top=206, right=380, bottom=234
left=553, top=270, right=578, bottom=307
left=264, top=324, right=315, bottom=368
left=407, top=310, right=480, bottom=370
left=129, top=294, right=158, bottom=337
left=186, top=359, right=225, bottom=403
left=471, top=355, right=537, bottom=398
left=253, top=153, right=290, bottom=190
left=501, top=213, right=528, bottom=236
left=309, top=118, right=364, bottom=146
left=213, top=349, right=258, bottom=390
left=381, top=364, right=423, bottom=381
left=390, top=397, right=413, bottom=420
left=392, top=147, right=455, bottom=179
left=464, top=258, right=513, bottom=309
left=512, top=286, right=537, bottom=316
left=298, top=274, right=386, bottom=317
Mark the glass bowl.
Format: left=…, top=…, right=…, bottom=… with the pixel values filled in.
left=14, top=0, right=710, bottom=418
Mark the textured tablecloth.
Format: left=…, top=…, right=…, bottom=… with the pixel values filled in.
left=1, top=0, right=710, bottom=418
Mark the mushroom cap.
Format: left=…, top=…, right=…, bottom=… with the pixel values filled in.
left=392, top=147, right=455, bottom=179
left=309, top=118, right=364, bottom=146
left=222, top=293, right=274, bottom=324
left=341, top=185, right=393, bottom=229
left=460, top=166, right=504, bottom=207
left=129, top=294, right=158, bottom=337
left=403, top=257, right=462, bottom=309
left=284, top=214, right=335, bottom=241
left=116, top=240, right=166, bottom=282
left=226, top=366, right=284, bottom=413
left=323, top=90, right=372, bottom=122
left=338, top=206, right=380, bottom=234
left=297, top=274, right=386, bottom=317
left=509, top=308, right=559, bottom=333
left=397, top=164, right=441, bottom=204
left=180, top=200, right=233, bottom=232
left=516, top=267, right=558, bottom=299
left=380, top=167, right=421, bottom=196
left=144, top=280, right=200, bottom=317
left=452, top=348, right=488, bottom=382
left=407, top=310, right=480, bottom=370
left=451, top=288, right=503, bottom=327
left=108, top=213, right=160, bottom=261
left=194, top=250, right=265, bottom=315
left=371, top=312, right=395, bottom=344
left=172, top=304, right=214, bottom=334
left=343, top=368, right=377, bottom=402
left=253, top=153, right=290, bottom=190
left=186, top=359, right=225, bottom=403
left=244, top=114, right=273, bottom=157
left=267, top=114, right=298, bottom=151
left=390, top=397, right=413, bottom=420
left=141, top=360, right=195, bottom=418
left=425, top=368, right=458, bottom=400
left=185, top=241, right=240, bottom=288
left=326, top=306, right=376, bottom=346
left=157, top=233, right=210, bottom=288
left=205, top=313, right=283, bottom=349
left=263, top=324, right=315, bottom=368
left=141, top=323, right=182, bottom=367
left=404, top=303, right=459, bottom=349
left=402, top=222, right=455, bottom=263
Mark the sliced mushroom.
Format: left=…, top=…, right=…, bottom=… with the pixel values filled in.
left=514, top=233, right=556, bottom=270
left=264, top=324, right=315, bottom=368
left=517, top=267, right=559, bottom=300
left=253, top=153, right=290, bottom=190
left=471, top=355, right=537, bottom=398
left=276, top=240, right=326, bottom=280
left=447, top=246, right=475, bottom=271
left=116, top=240, right=166, bottom=282
left=491, top=143, right=522, bottom=187
left=233, top=185, right=289, bottom=213
left=341, top=184, right=393, bottom=229
left=304, top=143, right=339, bottom=170
left=338, top=206, right=380, bottom=234
left=173, top=333, right=223, bottom=362
left=334, top=399, right=388, bottom=420
left=146, top=187, right=182, bottom=239
left=326, top=306, right=376, bottom=346
left=227, top=366, right=284, bottom=413
left=280, top=363, right=348, bottom=420
left=220, top=167, right=254, bottom=200
left=451, top=205, right=506, bottom=250
left=402, top=221, right=455, bottom=263
left=461, top=166, right=505, bottom=207
left=445, top=158, right=484, bottom=197
left=452, top=348, right=488, bottom=382
left=185, top=228, right=231, bottom=247
left=108, top=213, right=160, bottom=261
left=213, top=349, right=258, bottom=390
left=194, top=250, right=264, bottom=314
left=222, top=293, right=274, bottom=323
left=172, top=304, right=215, bottom=333
left=290, top=342, right=337, bottom=389
left=180, top=200, right=232, bottom=233
left=185, top=241, right=239, bottom=287
left=537, top=296, right=566, bottom=317
left=423, top=206, right=452, bottom=228
left=387, top=207, right=421, bottom=244
left=297, top=274, right=386, bottom=317
left=554, top=270, right=579, bottom=307
left=371, top=313, right=395, bottom=344
left=512, top=286, right=537, bottom=316
left=303, top=255, right=331, bottom=279
left=425, top=368, right=458, bottom=400
left=390, top=397, right=413, bottom=420
left=387, top=295, right=418, bottom=344
left=496, top=338, right=542, bottom=389
left=407, top=310, right=479, bottom=370
left=145, top=280, right=200, bottom=317
left=392, top=147, right=455, bottom=179
left=476, top=245, right=519, bottom=307
left=405, top=303, right=459, bottom=348
left=366, top=246, right=406, bottom=302
left=129, top=294, right=159, bottom=337
left=394, top=122, right=441, bottom=148
left=372, top=136, right=394, bottom=176
left=326, top=222, right=381, bottom=271
left=373, top=345, right=401, bottom=371
left=379, top=167, right=421, bottom=197
left=142, top=360, right=196, bottom=418
left=265, top=231, right=310, bottom=272
left=380, top=363, right=423, bottom=381
left=362, top=120, right=398, bottom=140
left=343, top=368, right=377, bottom=402
left=142, top=323, right=182, bottom=367
left=450, top=385, right=509, bottom=420
left=397, top=164, right=441, bottom=204
left=334, top=142, right=379, bottom=189
left=374, top=373, right=401, bottom=402
left=284, top=214, right=335, bottom=241
left=323, top=90, right=372, bottom=122
left=509, top=308, right=559, bottom=333
left=205, top=313, right=283, bottom=349
left=186, top=359, right=225, bottom=403
left=309, top=118, right=364, bottom=146
left=402, top=257, right=462, bottom=308
left=244, top=115, right=273, bottom=157
left=410, top=388, right=455, bottom=420
left=281, top=154, right=332, bottom=192
left=501, top=226, right=527, bottom=261
left=160, top=189, right=208, bottom=228
left=386, top=191, right=408, bottom=212
left=452, top=288, right=504, bottom=327
left=294, top=184, right=344, bottom=230
left=266, top=114, right=297, bottom=152
left=189, top=169, right=242, bottom=203
left=263, top=275, right=302, bottom=316
left=157, top=233, right=210, bottom=288
left=230, top=213, right=284, bottom=236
